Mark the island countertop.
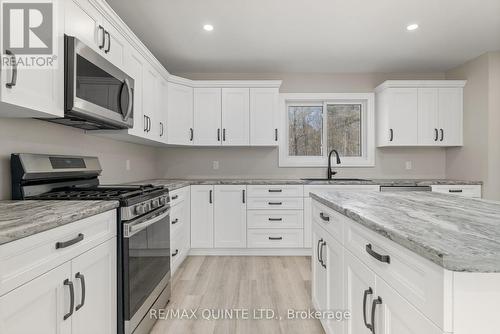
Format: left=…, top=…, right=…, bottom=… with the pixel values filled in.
left=310, top=191, right=500, bottom=272
left=0, top=200, right=119, bottom=246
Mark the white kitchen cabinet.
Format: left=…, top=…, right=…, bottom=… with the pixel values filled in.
left=376, top=80, right=466, bottom=147
left=100, top=17, right=126, bottom=70
left=214, top=185, right=247, bottom=248
left=312, top=230, right=328, bottom=312
left=167, top=82, right=194, bottom=145
left=221, top=88, right=250, bottom=145
left=64, top=0, right=102, bottom=53
left=250, top=88, right=280, bottom=146
left=142, top=66, right=161, bottom=140
left=158, top=79, right=168, bottom=143
left=431, top=184, right=481, bottom=198
left=0, top=262, right=72, bottom=334
left=190, top=185, right=214, bottom=248
left=170, top=187, right=191, bottom=274
left=123, top=48, right=146, bottom=138
left=193, top=88, right=222, bottom=145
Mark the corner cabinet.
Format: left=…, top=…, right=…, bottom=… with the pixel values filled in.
left=167, top=81, right=194, bottom=146
left=376, top=80, right=466, bottom=147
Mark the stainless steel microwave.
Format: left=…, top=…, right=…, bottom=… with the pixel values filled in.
left=49, top=35, right=134, bottom=130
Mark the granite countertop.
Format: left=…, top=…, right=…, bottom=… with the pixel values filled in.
left=310, top=191, right=500, bottom=272
left=0, top=200, right=119, bottom=246
left=131, top=178, right=482, bottom=192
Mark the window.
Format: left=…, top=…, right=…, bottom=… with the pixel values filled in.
left=279, top=93, right=375, bottom=167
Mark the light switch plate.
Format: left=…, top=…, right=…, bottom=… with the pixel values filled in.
left=213, top=161, right=219, bottom=170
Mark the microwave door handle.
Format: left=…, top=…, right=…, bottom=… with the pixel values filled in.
left=121, top=78, right=133, bottom=121
left=123, top=208, right=170, bottom=238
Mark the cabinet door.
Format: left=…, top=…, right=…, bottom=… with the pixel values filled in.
left=324, top=235, right=345, bottom=334
left=167, top=82, right=194, bottom=145
left=303, top=198, right=313, bottom=248
left=0, top=262, right=71, bottom=334
left=417, top=88, right=439, bottom=145
left=387, top=88, right=418, bottom=145
left=438, top=87, right=463, bottom=146
left=71, top=239, right=116, bottom=334
left=312, top=230, right=327, bottom=311
left=123, top=49, right=145, bottom=137
left=190, top=185, right=214, bottom=248
left=193, top=88, right=222, bottom=146
left=344, top=251, right=376, bottom=334
left=214, top=185, right=247, bottom=248
left=142, top=66, right=160, bottom=140
left=64, top=0, right=102, bottom=52
left=221, top=88, right=250, bottom=145
left=159, top=79, right=168, bottom=143
left=250, top=88, right=279, bottom=146
left=101, top=19, right=126, bottom=70
left=375, top=278, right=442, bottom=334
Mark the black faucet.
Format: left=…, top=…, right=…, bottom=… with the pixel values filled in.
left=327, top=149, right=341, bottom=179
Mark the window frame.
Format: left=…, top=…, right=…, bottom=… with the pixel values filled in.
left=279, top=93, right=375, bottom=167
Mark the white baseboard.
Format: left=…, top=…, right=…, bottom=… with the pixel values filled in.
left=188, top=248, right=312, bottom=256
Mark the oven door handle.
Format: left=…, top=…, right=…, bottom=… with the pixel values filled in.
left=124, top=207, right=170, bottom=238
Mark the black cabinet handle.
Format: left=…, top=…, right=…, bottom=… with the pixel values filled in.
left=434, top=128, right=439, bottom=141
left=449, top=189, right=463, bottom=193
left=143, top=115, right=147, bottom=132
left=268, top=189, right=282, bottom=193
left=440, top=128, right=444, bottom=141
left=268, top=237, right=283, bottom=240
left=190, top=128, right=194, bottom=141
left=171, top=195, right=178, bottom=200
left=98, top=25, right=105, bottom=49
left=5, top=50, right=17, bottom=88
left=268, top=218, right=283, bottom=222
left=148, top=116, right=151, bottom=132
left=268, top=202, right=282, bottom=205
left=105, top=31, right=111, bottom=53
left=171, top=218, right=179, bottom=225
left=363, top=287, right=373, bottom=330
left=320, top=241, right=326, bottom=268
left=242, top=190, right=245, bottom=203
left=274, top=128, right=278, bottom=141
left=317, top=238, right=323, bottom=265
left=389, top=128, right=394, bottom=142
left=366, top=244, right=390, bottom=264
left=160, top=122, right=164, bottom=137
left=75, top=272, right=86, bottom=311
left=222, top=128, right=226, bottom=141
left=217, top=128, right=221, bottom=141
left=63, top=279, right=74, bottom=320
left=319, top=212, right=330, bottom=222
left=370, top=297, right=382, bottom=334
left=209, top=190, right=212, bottom=204
left=56, top=233, right=84, bottom=249
left=172, top=249, right=179, bottom=257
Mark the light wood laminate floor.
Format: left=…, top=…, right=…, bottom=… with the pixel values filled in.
left=150, top=256, right=325, bottom=334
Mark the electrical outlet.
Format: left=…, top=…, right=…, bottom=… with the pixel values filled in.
left=213, top=161, right=219, bottom=170
left=126, top=160, right=131, bottom=171
left=405, top=161, right=413, bottom=170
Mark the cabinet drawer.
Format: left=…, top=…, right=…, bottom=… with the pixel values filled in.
left=343, top=220, right=448, bottom=330
left=431, top=185, right=481, bottom=198
left=247, top=185, right=303, bottom=197
left=170, top=186, right=190, bottom=207
left=311, top=202, right=345, bottom=244
left=247, top=197, right=303, bottom=210
left=304, top=185, right=380, bottom=197
left=247, top=210, right=303, bottom=229
left=0, top=210, right=116, bottom=296
left=247, top=229, right=303, bottom=248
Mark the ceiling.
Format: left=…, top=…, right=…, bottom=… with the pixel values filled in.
left=107, top=0, right=500, bottom=74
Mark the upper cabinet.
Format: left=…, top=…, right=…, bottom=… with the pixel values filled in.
left=193, top=88, right=222, bottom=146
left=376, top=81, right=466, bottom=147
left=167, top=81, right=194, bottom=145
left=250, top=88, right=280, bottom=146
left=221, top=88, right=250, bottom=146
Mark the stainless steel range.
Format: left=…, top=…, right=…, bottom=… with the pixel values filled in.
left=11, top=153, right=171, bottom=334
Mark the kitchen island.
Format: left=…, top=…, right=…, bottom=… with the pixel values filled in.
left=310, top=191, right=500, bottom=334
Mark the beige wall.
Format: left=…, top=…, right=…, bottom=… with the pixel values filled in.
left=0, top=119, right=158, bottom=200
left=157, top=72, right=448, bottom=180
left=445, top=51, right=500, bottom=200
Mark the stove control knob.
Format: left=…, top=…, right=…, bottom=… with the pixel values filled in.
left=134, top=204, right=145, bottom=215
left=159, top=197, right=166, bottom=206
left=151, top=199, right=160, bottom=208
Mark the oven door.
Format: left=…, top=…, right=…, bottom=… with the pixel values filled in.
left=122, top=206, right=170, bottom=332
left=64, top=35, right=134, bottom=129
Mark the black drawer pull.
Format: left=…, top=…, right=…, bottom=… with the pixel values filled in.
left=269, top=237, right=283, bottom=240
left=371, top=297, right=382, bottom=334
left=319, top=212, right=330, bottom=222
left=268, top=218, right=283, bottom=221
left=172, top=249, right=179, bottom=257
left=63, top=279, right=74, bottom=320
left=268, top=189, right=282, bottom=193
left=56, top=233, right=84, bottom=249
left=268, top=202, right=282, bottom=205
left=171, top=195, right=179, bottom=200
left=366, top=244, right=390, bottom=264
left=171, top=218, right=179, bottom=225
left=449, top=189, right=463, bottom=193
left=75, top=272, right=86, bottom=311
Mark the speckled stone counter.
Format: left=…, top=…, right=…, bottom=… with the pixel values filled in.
left=0, top=200, right=119, bottom=245
left=310, top=191, right=500, bottom=272
left=133, top=178, right=482, bottom=191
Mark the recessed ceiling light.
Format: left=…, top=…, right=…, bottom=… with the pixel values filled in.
left=407, top=24, right=419, bottom=31
left=203, top=24, right=214, bottom=32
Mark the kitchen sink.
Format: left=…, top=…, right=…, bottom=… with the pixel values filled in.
left=301, top=178, right=371, bottom=182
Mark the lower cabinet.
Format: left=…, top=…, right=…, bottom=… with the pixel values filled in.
left=190, top=185, right=214, bottom=248
left=170, top=187, right=191, bottom=275
left=0, top=236, right=116, bottom=334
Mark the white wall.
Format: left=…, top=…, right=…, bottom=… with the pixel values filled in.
left=156, top=72, right=448, bottom=180
left=0, top=119, right=158, bottom=200
left=445, top=51, right=500, bottom=200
